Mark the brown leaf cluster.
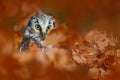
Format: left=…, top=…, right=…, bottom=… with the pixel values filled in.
left=72, top=29, right=119, bottom=80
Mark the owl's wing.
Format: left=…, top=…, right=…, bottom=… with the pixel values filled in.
left=18, top=37, right=30, bottom=53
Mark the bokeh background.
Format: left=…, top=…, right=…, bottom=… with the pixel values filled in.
left=1, top=0, right=120, bottom=31
left=0, top=0, right=120, bottom=80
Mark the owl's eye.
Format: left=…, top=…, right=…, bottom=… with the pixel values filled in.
left=46, top=25, right=51, bottom=31
left=35, top=24, right=41, bottom=30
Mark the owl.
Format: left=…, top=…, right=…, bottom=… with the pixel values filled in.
left=18, top=12, right=56, bottom=53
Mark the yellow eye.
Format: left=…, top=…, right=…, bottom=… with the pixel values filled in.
left=46, top=25, right=51, bottom=31
left=35, top=24, right=41, bottom=30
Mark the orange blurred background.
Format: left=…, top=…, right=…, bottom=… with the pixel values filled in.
left=1, top=0, right=120, bottom=31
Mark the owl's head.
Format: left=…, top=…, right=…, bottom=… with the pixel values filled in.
left=27, top=12, right=56, bottom=40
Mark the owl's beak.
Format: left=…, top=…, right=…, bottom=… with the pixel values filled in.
left=40, top=32, right=46, bottom=40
